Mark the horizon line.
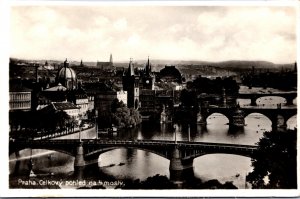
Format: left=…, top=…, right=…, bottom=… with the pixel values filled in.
left=9, top=57, right=296, bottom=65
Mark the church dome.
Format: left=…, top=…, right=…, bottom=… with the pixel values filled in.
left=58, top=66, right=76, bottom=80
left=57, top=59, right=77, bottom=89
left=159, top=65, right=182, bottom=83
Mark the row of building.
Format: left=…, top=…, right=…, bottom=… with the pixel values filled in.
left=9, top=56, right=185, bottom=125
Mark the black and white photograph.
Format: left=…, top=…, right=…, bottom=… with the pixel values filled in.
left=4, top=0, right=299, bottom=197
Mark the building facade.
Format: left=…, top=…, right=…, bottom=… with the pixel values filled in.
left=9, top=81, right=32, bottom=112
left=96, top=54, right=115, bottom=72
left=9, top=91, right=32, bottom=111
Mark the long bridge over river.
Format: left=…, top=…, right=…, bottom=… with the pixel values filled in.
left=198, top=104, right=297, bottom=130
left=238, top=89, right=297, bottom=106
left=10, top=139, right=257, bottom=180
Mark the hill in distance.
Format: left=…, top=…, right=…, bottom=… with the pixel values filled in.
left=10, top=57, right=294, bottom=71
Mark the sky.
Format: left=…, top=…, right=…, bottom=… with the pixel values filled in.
left=10, top=5, right=297, bottom=63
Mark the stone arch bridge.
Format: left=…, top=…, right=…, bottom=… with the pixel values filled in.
left=199, top=105, right=297, bottom=130
left=238, top=91, right=297, bottom=106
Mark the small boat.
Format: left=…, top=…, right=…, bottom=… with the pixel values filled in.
left=118, top=162, right=125, bottom=166
left=108, top=164, right=115, bottom=167
left=235, top=174, right=240, bottom=178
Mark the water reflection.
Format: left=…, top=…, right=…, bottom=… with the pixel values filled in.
left=9, top=96, right=297, bottom=189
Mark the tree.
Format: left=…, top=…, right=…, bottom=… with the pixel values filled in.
left=111, top=105, right=141, bottom=129
left=111, top=98, right=125, bottom=113
left=246, top=129, right=297, bottom=189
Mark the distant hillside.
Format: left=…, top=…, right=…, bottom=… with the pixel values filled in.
left=10, top=57, right=294, bottom=70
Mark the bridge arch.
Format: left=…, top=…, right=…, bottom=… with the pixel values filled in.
left=86, top=146, right=170, bottom=161
left=193, top=152, right=253, bottom=159
left=206, top=112, right=230, bottom=125
left=255, top=96, right=286, bottom=106
left=193, top=154, right=252, bottom=183
left=9, top=146, right=75, bottom=157
left=98, top=148, right=170, bottom=179
left=244, top=113, right=272, bottom=128
left=9, top=148, right=75, bottom=175
left=183, top=150, right=254, bottom=161
left=287, top=115, right=297, bottom=130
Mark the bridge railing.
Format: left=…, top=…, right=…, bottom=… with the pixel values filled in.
left=10, top=139, right=258, bottom=150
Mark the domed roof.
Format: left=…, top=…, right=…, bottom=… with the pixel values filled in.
left=56, top=59, right=77, bottom=90
left=58, top=66, right=76, bottom=80
left=159, top=65, right=182, bottom=83
left=58, top=58, right=76, bottom=80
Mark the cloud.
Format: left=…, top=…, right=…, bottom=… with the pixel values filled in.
left=113, top=18, right=128, bottom=31
left=10, top=6, right=297, bottom=63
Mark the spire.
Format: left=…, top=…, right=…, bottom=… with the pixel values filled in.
left=80, top=59, right=83, bottom=67
left=146, top=56, right=151, bottom=75
left=128, top=58, right=135, bottom=76
left=110, top=54, right=113, bottom=65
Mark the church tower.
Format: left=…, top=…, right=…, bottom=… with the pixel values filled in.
left=110, top=54, right=113, bottom=66
left=142, top=56, right=155, bottom=90
left=122, top=58, right=139, bottom=109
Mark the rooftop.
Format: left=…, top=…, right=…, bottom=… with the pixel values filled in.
left=52, top=102, right=79, bottom=110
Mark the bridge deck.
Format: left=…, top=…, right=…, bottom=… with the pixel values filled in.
left=10, top=139, right=258, bottom=150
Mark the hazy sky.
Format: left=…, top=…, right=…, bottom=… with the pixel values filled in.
left=10, top=6, right=297, bottom=63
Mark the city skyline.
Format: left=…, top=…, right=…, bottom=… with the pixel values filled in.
left=10, top=5, right=297, bottom=64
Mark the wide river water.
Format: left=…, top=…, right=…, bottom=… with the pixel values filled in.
left=9, top=94, right=297, bottom=189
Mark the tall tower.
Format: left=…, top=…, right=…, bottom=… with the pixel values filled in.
left=145, top=56, right=150, bottom=75
left=109, top=54, right=113, bottom=66
left=142, top=56, right=155, bottom=90
left=122, top=58, right=139, bottom=108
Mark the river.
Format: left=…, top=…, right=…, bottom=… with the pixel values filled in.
left=9, top=95, right=297, bottom=189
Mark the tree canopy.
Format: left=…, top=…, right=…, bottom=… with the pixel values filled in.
left=111, top=99, right=141, bottom=129
left=246, top=129, right=297, bottom=189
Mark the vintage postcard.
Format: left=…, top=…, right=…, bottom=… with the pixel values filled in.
left=2, top=0, right=299, bottom=197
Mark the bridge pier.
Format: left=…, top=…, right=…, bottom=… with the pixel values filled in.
left=13, top=151, right=21, bottom=175
left=250, top=97, right=257, bottom=106
left=277, top=122, right=287, bottom=132
left=169, top=147, right=194, bottom=184
left=229, top=107, right=245, bottom=129
left=270, top=114, right=288, bottom=132
left=196, top=112, right=207, bottom=125
left=74, top=143, right=86, bottom=172
left=285, top=96, right=295, bottom=106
